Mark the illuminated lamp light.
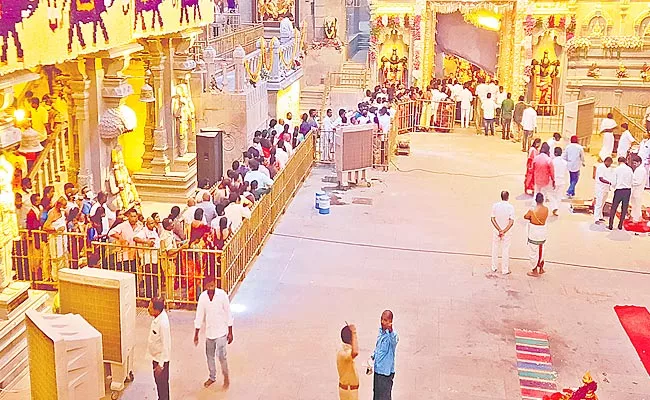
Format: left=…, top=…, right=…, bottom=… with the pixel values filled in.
left=477, top=15, right=501, bottom=31
left=13, top=109, right=26, bottom=122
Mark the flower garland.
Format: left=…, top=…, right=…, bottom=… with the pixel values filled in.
left=309, top=38, right=343, bottom=52
left=601, top=36, right=643, bottom=50
left=412, top=15, right=421, bottom=41
left=524, top=14, right=576, bottom=38
left=244, top=53, right=263, bottom=84
left=567, top=37, right=592, bottom=53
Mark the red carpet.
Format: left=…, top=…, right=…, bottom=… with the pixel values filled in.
left=615, top=305, right=650, bottom=375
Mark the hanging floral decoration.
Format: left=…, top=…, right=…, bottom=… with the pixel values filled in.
left=602, top=36, right=643, bottom=50
left=524, top=14, right=536, bottom=36
left=412, top=15, right=421, bottom=41
left=413, top=50, right=421, bottom=71
left=404, top=15, right=410, bottom=29
left=309, top=38, right=344, bottom=52
left=524, top=14, right=576, bottom=38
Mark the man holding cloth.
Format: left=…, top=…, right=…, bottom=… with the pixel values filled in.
left=490, top=191, right=514, bottom=275
left=608, top=157, right=634, bottom=230
left=147, top=297, right=171, bottom=400
left=372, top=310, right=398, bottom=400
left=593, top=157, right=613, bottom=224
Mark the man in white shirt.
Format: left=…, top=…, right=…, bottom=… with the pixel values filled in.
left=321, top=108, right=335, bottom=162
left=488, top=79, right=499, bottom=100
left=279, top=13, right=294, bottom=44
left=598, top=114, right=616, bottom=161
left=631, top=155, right=648, bottom=223
left=378, top=107, right=392, bottom=134
left=550, top=147, right=568, bottom=216
left=108, top=207, right=143, bottom=273
left=148, top=297, right=171, bottom=400
left=638, top=130, right=650, bottom=169
left=593, top=157, right=613, bottom=224
left=459, top=84, right=473, bottom=128
left=245, top=159, right=274, bottom=190
left=89, top=191, right=116, bottom=235
left=220, top=192, right=251, bottom=232
left=616, top=123, right=636, bottom=157
left=490, top=191, right=515, bottom=275
left=494, top=86, right=507, bottom=127
left=135, top=217, right=161, bottom=298
left=475, top=80, right=489, bottom=103
left=608, top=157, right=634, bottom=230
left=194, top=279, right=234, bottom=389
left=547, top=133, right=562, bottom=157
left=521, top=103, right=537, bottom=152
left=562, top=136, right=585, bottom=198
left=481, top=93, right=497, bottom=136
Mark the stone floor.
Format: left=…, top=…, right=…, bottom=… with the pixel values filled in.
left=4, top=129, right=650, bottom=400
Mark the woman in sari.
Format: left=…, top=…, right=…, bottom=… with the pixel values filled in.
left=524, top=138, right=542, bottom=195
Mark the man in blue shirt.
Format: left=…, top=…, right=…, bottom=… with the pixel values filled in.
left=372, top=310, right=398, bottom=400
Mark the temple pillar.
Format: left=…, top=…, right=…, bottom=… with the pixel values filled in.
left=143, top=39, right=171, bottom=175
left=69, top=74, right=94, bottom=191
left=171, top=35, right=198, bottom=167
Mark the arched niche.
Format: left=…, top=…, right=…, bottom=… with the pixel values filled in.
left=580, top=11, right=612, bottom=37
left=636, top=15, right=650, bottom=37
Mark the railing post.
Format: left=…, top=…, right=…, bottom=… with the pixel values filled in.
left=233, top=45, right=245, bottom=93
left=270, top=38, right=281, bottom=82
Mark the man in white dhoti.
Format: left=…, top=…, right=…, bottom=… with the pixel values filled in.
left=593, top=157, right=613, bottom=224
left=631, top=155, right=648, bottom=222
left=617, top=123, right=637, bottom=158
left=550, top=147, right=568, bottom=216
left=459, top=84, right=473, bottom=128
left=490, top=191, right=515, bottom=275
left=524, top=193, right=548, bottom=277
left=598, top=114, right=617, bottom=161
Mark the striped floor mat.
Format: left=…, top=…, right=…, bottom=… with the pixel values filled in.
left=514, top=329, right=558, bottom=400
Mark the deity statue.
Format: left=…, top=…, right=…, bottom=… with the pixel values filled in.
left=589, top=18, right=604, bottom=37
left=641, top=63, right=650, bottom=82
left=616, top=62, right=629, bottom=79
left=542, top=371, right=597, bottom=400
left=531, top=51, right=560, bottom=107
left=324, top=17, right=337, bottom=39
left=380, top=48, right=408, bottom=85
left=587, top=63, right=601, bottom=78
left=257, top=0, right=295, bottom=21
left=172, top=83, right=196, bottom=157
left=108, top=149, right=141, bottom=211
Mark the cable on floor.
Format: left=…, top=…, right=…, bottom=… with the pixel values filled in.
left=390, top=160, right=521, bottom=179
left=271, top=232, right=650, bottom=276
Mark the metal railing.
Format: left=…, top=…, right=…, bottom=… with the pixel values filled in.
left=627, top=104, right=647, bottom=126
left=327, top=71, right=369, bottom=89
left=13, top=136, right=315, bottom=307
left=28, top=124, right=68, bottom=195
left=191, top=23, right=264, bottom=61
left=535, top=104, right=564, bottom=137
left=612, top=107, right=647, bottom=143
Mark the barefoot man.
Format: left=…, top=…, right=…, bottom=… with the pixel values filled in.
left=525, top=193, right=549, bottom=277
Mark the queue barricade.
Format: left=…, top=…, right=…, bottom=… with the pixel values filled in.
left=12, top=229, right=88, bottom=287
left=315, top=129, right=335, bottom=163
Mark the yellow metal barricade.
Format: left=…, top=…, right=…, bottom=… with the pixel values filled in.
left=13, top=229, right=88, bottom=285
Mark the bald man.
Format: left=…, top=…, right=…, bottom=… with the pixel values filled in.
left=372, top=310, right=398, bottom=400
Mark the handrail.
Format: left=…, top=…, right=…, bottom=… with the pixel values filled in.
left=612, top=107, right=646, bottom=143
left=27, top=123, right=67, bottom=194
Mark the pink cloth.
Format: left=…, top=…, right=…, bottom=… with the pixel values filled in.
left=532, top=153, right=555, bottom=188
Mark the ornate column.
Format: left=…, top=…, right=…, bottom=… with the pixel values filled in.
left=140, top=64, right=155, bottom=170
left=233, top=45, right=246, bottom=93
left=142, top=39, right=170, bottom=175
left=513, top=0, right=530, bottom=98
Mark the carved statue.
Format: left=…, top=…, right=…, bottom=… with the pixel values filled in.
left=324, top=17, right=337, bottom=39
left=380, top=48, right=408, bottom=85
left=257, top=0, right=295, bottom=21
left=641, top=63, right=650, bottom=82
left=172, top=83, right=195, bottom=157
left=109, top=149, right=140, bottom=211
left=589, top=18, right=604, bottom=37
left=587, top=63, right=601, bottom=78
left=531, top=51, right=560, bottom=106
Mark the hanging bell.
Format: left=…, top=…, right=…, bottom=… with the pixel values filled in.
left=139, top=83, right=155, bottom=103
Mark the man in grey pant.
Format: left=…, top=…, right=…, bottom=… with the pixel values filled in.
left=194, top=279, right=234, bottom=389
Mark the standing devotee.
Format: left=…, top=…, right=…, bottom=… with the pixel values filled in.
left=109, top=207, right=143, bottom=273
left=194, top=278, right=234, bottom=389
left=533, top=143, right=555, bottom=202
left=147, top=297, right=171, bottom=400
left=495, top=86, right=507, bottom=127
left=524, top=138, right=542, bottom=195
left=525, top=193, right=549, bottom=277
left=616, top=123, right=636, bottom=158
left=639, top=130, right=650, bottom=172
left=593, top=157, right=613, bottom=224
left=337, top=324, right=359, bottom=400
left=459, top=83, right=473, bottom=129
left=372, top=310, right=398, bottom=400
left=550, top=147, right=568, bottom=216
left=490, top=191, right=514, bottom=275
left=481, top=93, right=497, bottom=136
left=563, top=136, right=585, bottom=198
left=598, top=114, right=617, bottom=161
left=608, top=157, right=633, bottom=230
left=546, top=133, right=562, bottom=156
left=521, top=103, right=538, bottom=152
left=631, top=155, right=648, bottom=223
left=500, top=93, right=514, bottom=140
left=513, top=96, right=526, bottom=143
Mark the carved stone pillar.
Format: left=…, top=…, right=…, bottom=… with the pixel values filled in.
left=233, top=46, right=246, bottom=93
left=141, top=65, right=155, bottom=170
left=142, top=39, right=170, bottom=175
